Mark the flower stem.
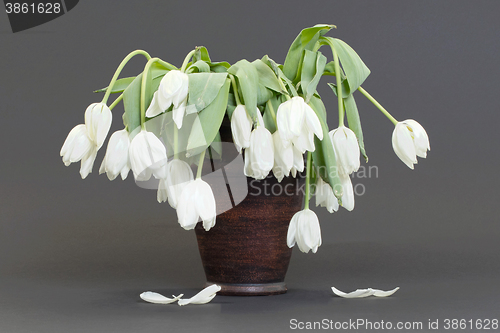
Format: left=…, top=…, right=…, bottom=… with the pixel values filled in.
left=101, top=50, right=151, bottom=105
left=266, top=99, right=277, bottom=126
left=196, top=149, right=207, bottom=179
left=180, top=49, right=197, bottom=73
left=331, top=46, right=344, bottom=127
left=304, top=151, right=312, bottom=210
left=357, top=86, right=398, bottom=125
left=229, top=75, right=242, bottom=105
left=109, top=93, right=124, bottom=110
left=140, top=57, right=160, bottom=129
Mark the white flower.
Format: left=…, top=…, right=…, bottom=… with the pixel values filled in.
left=128, top=129, right=168, bottom=181
left=244, top=125, right=274, bottom=180
left=392, top=119, right=430, bottom=169
left=277, top=96, right=323, bottom=153
left=329, top=126, right=360, bottom=176
left=231, top=105, right=253, bottom=153
left=157, top=159, right=194, bottom=208
left=99, top=129, right=131, bottom=181
left=147, top=70, right=189, bottom=129
left=84, top=103, right=113, bottom=149
left=177, top=284, right=221, bottom=306
left=287, top=209, right=322, bottom=253
left=290, top=145, right=304, bottom=178
left=338, top=173, right=355, bottom=211
left=272, top=130, right=293, bottom=182
left=60, top=103, right=112, bottom=179
left=315, top=177, right=339, bottom=213
left=277, top=96, right=306, bottom=143
left=176, top=178, right=216, bottom=231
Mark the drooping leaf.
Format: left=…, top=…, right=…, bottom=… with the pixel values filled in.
left=186, top=79, right=231, bottom=156
left=262, top=56, right=294, bottom=97
left=252, top=59, right=285, bottom=93
left=187, top=72, right=228, bottom=112
left=343, top=93, right=367, bottom=161
left=210, top=61, right=231, bottom=73
left=327, top=82, right=349, bottom=104
left=96, top=62, right=170, bottom=94
left=301, top=50, right=327, bottom=103
left=283, top=24, right=335, bottom=81
left=188, top=60, right=211, bottom=73
left=324, top=37, right=370, bottom=95
left=122, top=74, right=143, bottom=136
left=94, top=77, right=135, bottom=94
left=256, top=83, right=273, bottom=105
left=193, top=46, right=211, bottom=63
left=227, top=59, right=259, bottom=122
left=262, top=95, right=279, bottom=134
left=308, top=95, right=327, bottom=124
left=309, top=100, right=343, bottom=199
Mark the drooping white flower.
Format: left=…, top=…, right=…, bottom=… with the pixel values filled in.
left=176, top=178, right=216, bottom=231
left=61, top=124, right=93, bottom=167
left=338, top=173, right=355, bottom=211
left=277, top=97, right=323, bottom=153
left=99, top=129, right=131, bottom=180
left=276, top=96, right=305, bottom=143
left=329, top=126, right=360, bottom=176
left=315, top=177, right=339, bottom=213
left=291, top=103, right=323, bottom=153
left=231, top=105, right=253, bottom=153
left=154, top=70, right=189, bottom=129
left=244, top=125, right=274, bottom=180
left=60, top=103, right=112, bottom=179
left=145, top=91, right=162, bottom=118
left=84, top=103, right=113, bottom=149
left=177, top=284, right=221, bottom=306
left=128, top=129, right=168, bottom=181
left=392, top=120, right=430, bottom=169
left=287, top=209, right=322, bottom=254
left=157, top=159, right=194, bottom=208
left=272, top=130, right=293, bottom=182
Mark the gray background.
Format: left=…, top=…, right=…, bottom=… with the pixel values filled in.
left=1, top=0, right=499, bottom=332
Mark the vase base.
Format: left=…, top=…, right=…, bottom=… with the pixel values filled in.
left=205, top=281, right=287, bottom=296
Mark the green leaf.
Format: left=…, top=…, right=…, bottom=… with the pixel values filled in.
left=210, top=132, right=222, bottom=159
left=344, top=93, right=367, bottom=161
left=94, top=77, right=135, bottom=94
left=308, top=95, right=327, bottom=124
left=227, top=59, right=259, bottom=122
left=262, top=96, right=279, bottom=134
left=283, top=24, right=335, bottom=81
left=210, top=61, right=231, bottom=73
left=186, top=78, right=231, bottom=156
left=256, top=83, right=273, bottom=105
left=327, top=38, right=370, bottom=94
left=301, top=50, right=327, bottom=103
left=122, top=74, right=143, bottom=136
left=262, top=56, right=294, bottom=97
left=193, top=46, right=211, bottom=63
left=188, top=60, right=211, bottom=73
left=96, top=62, right=170, bottom=94
left=252, top=59, right=284, bottom=93
left=187, top=72, right=228, bottom=112
left=309, top=99, right=343, bottom=199
left=327, top=82, right=349, bottom=103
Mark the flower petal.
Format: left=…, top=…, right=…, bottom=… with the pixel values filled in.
left=177, top=285, right=221, bottom=306
left=140, top=291, right=184, bottom=304
left=392, top=123, right=417, bottom=169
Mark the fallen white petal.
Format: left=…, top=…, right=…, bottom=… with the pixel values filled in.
left=177, top=284, right=221, bottom=306
left=331, top=286, right=399, bottom=298
left=140, top=291, right=184, bottom=304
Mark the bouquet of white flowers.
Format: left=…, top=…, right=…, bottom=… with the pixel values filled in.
left=60, top=24, right=430, bottom=255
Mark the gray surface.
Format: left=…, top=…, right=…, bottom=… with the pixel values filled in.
left=1, top=1, right=499, bottom=332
